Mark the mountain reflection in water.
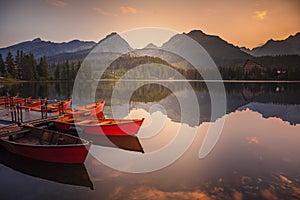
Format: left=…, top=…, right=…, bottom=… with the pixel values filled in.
left=0, top=81, right=299, bottom=199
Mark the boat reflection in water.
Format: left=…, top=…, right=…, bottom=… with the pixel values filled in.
left=83, top=134, right=144, bottom=153
left=0, top=146, right=93, bottom=190
left=47, top=125, right=145, bottom=153
left=0, top=81, right=299, bottom=199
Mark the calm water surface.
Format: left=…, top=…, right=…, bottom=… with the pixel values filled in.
left=0, top=81, right=299, bottom=200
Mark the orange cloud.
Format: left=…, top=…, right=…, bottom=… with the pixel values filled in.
left=248, top=136, right=259, bottom=144
left=94, top=7, right=114, bottom=16
left=128, top=186, right=212, bottom=200
left=119, top=6, right=138, bottom=14
left=47, top=0, right=68, bottom=7
left=254, top=10, right=268, bottom=20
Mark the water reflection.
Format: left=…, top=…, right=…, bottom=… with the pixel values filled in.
left=0, top=81, right=73, bottom=99
left=0, top=146, right=93, bottom=189
left=82, top=109, right=300, bottom=199
left=239, top=103, right=300, bottom=125
left=0, top=81, right=299, bottom=199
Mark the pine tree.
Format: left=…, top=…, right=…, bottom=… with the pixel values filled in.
left=54, top=64, right=60, bottom=80
left=43, top=56, right=49, bottom=79
left=21, top=53, right=38, bottom=80
left=65, top=60, right=70, bottom=79
left=5, top=51, right=17, bottom=78
left=21, top=55, right=32, bottom=80
left=0, top=54, right=5, bottom=75
left=15, top=50, right=23, bottom=78
left=37, top=56, right=49, bottom=80
left=29, top=53, right=38, bottom=80
left=61, top=65, right=66, bottom=80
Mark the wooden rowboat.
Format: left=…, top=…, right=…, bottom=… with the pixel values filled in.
left=0, top=126, right=91, bottom=164
left=0, top=146, right=94, bottom=189
left=0, top=97, right=44, bottom=110
left=0, top=96, right=29, bottom=107
left=0, top=96, right=17, bottom=104
left=30, top=99, right=71, bottom=113
left=64, top=100, right=105, bottom=117
left=11, top=97, right=32, bottom=105
left=53, top=115, right=144, bottom=136
left=24, top=99, right=43, bottom=109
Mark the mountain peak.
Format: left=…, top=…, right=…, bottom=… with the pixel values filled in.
left=250, top=32, right=300, bottom=56
left=32, top=38, right=42, bottom=42
left=144, top=43, right=158, bottom=49
left=288, top=32, right=300, bottom=40
left=187, top=30, right=206, bottom=37
left=98, top=32, right=119, bottom=44
left=94, top=32, right=132, bottom=54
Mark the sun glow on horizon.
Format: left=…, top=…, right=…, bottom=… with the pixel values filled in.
left=0, top=0, right=299, bottom=48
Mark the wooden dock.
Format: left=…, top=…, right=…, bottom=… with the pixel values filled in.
left=0, top=97, right=144, bottom=153
left=0, top=107, right=61, bottom=128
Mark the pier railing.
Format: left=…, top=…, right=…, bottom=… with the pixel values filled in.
left=0, top=96, right=67, bottom=124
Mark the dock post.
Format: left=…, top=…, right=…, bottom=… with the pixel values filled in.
left=16, top=104, right=19, bottom=123
left=41, top=98, right=45, bottom=119
left=4, top=96, right=7, bottom=108
left=45, top=100, right=47, bottom=119
left=13, top=106, right=17, bottom=123
left=19, top=103, right=23, bottom=123
left=11, top=107, right=14, bottom=122
left=61, top=101, right=63, bottom=115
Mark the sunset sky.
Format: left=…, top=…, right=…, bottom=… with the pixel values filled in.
left=0, top=0, right=299, bottom=49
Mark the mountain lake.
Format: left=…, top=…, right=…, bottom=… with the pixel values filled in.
left=0, top=80, right=299, bottom=200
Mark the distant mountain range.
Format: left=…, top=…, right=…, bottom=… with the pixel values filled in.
left=0, top=38, right=96, bottom=59
left=240, top=32, right=300, bottom=56
left=0, top=30, right=299, bottom=67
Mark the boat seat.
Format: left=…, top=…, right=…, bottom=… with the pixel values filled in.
left=39, top=131, right=52, bottom=145
left=76, top=120, right=92, bottom=124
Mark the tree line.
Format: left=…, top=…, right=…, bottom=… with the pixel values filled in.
left=0, top=51, right=49, bottom=80
left=0, top=51, right=81, bottom=81
left=101, top=54, right=300, bottom=81
left=0, top=51, right=299, bottom=81
left=53, top=60, right=81, bottom=80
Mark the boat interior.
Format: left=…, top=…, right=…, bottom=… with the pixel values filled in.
left=56, top=116, right=138, bottom=125
left=0, top=127, right=85, bottom=146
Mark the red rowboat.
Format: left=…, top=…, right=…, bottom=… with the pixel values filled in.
left=31, top=99, right=72, bottom=113
left=24, top=99, right=43, bottom=109
left=11, top=97, right=32, bottom=105
left=0, top=146, right=94, bottom=189
left=0, top=96, right=17, bottom=103
left=0, top=96, right=23, bottom=107
left=53, top=116, right=144, bottom=136
left=0, top=126, right=91, bottom=164
left=64, top=100, right=105, bottom=117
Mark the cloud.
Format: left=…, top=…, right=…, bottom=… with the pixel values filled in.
left=108, top=185, right=213, bottom=200
left=94, top=7, right=114, bottom=16
left=248, top=136, right=259, bottom=144
left=119, top=6, right=138, bottom=14
left=254, top=10, right=268, bottom=20
left=47, top=0, right=68, bottom=7
left=260, top=189, right=279, bottom=200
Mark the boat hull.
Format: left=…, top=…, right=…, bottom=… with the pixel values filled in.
left=0, top=146, right=93, bottom=189
left=0, top=127, right=90, bottom=164
left=53, top=117, right=144, bottom=136
left=65, top=101, right=105, bottom=117
left=0, top=141, right=90, bottom=164
left=78, top=120, right=144, bottom=136
left=31, top=99, right=71, bottom=113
